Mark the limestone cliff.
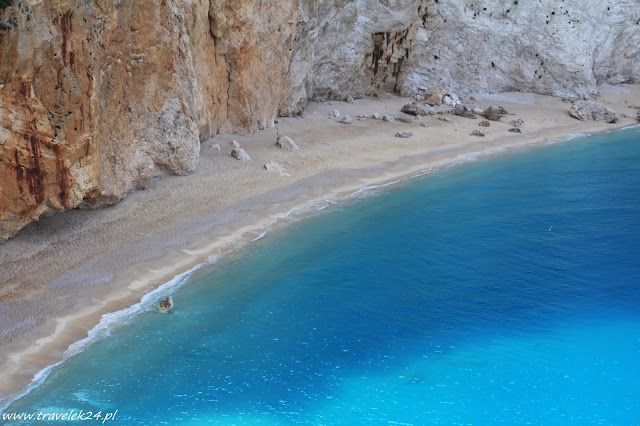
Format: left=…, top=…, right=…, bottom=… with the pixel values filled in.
left=0, top=0, right=638, bottom=241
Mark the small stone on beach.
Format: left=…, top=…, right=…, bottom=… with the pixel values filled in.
left=276, top=133, right=299, bottom=151
left=329, top=109, right=341, bottom=118
left=471, top=129, right=487, bottom=137
left=231, top=141, right=251, bottom=161
left=383, top=115, right=395, bottom=122
left=395, top=132, right=413, bottom=138
left=340, top=115, right=353, bottom=124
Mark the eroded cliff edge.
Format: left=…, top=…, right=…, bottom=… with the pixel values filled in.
left=1, top=0, right=638, bottom=242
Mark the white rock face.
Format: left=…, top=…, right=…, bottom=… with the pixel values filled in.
left=400, top=1, right=640, bottom=98
left=279, top=0, right=639, bottom=114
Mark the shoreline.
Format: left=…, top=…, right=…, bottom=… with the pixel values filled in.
left=1, top=86, right=639, bottom=406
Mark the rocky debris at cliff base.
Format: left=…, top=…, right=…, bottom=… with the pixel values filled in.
left=346, top=94, right=354, bottom=103
left=329, top=109, right=341, bottom=118
left=383, top=115, right=395, bottom=122
left=396, top=115, right=414, bottom=123
left=483, top=106, right=509, bottom=121
left=424, top=88, right=461, bottom=107
left=509, top=119, right=525, bottom=128
left=443, top=94, right=461, bottom=107
left=569, top=100, right=618, bottom=123
left=509, top=128, right=522, bottom=133
left=452, top=105, right=477, bottom=119
left=472, top=107, right=485, bottom=116
left=231, top=141, right=251, bottom=161
left=395, top=132, right=413, bottom=139
left=471, top=129, right=487, bottom=137
left=276, top=133, right=299, bottom=151
left=157, top=296, right=173, bottom=312
left=424, top=88, right=444, bottom=106
left=437, top=117, right=452, bottom=123
left=340, top=115, right=353, bottom=124
left=264, top=161, right=289, bottom=176
left=401, top=103, right=431, bottom=116
left=478, top=120, right=490, bottom=127
left=371, top=113, right=381, bottom=119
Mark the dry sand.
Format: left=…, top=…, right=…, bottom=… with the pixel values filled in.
left=1, top=85, right=639, bottom=403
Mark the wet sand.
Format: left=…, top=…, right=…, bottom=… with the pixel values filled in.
left=1, top=85, right=639, bottom=403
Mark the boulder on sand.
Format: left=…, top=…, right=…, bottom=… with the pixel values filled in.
left=231, top=140, right=251, bottom=161
left=569, top=100, right=618, bottom=123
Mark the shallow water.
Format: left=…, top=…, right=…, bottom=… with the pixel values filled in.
left=4, top=128, right=640, bottom=424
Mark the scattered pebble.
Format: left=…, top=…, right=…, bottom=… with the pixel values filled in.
left=471, top=129, right=487, bottom=137
left=371, top=113, right=381, bottom=119
left=396, top=115, right=414, bottom=123
left=509, top=118, right=525, bottom=128
left=420, top=121, right=429, bottom=127
left=340, top=115, right=353, bottom=124
left=211, top=143, right=221, bottom=151
left=437, top=116, right=452, bottom=123
left=346, top=94, right=354, bottom=103
left=264, top=161, right=289, bottom=176
left=395, top=132, right=413, bottom=138
left=478, top=120, right=490, bottom=127
left=508, top=128, right=522, bottom=133
left=329, top=109, right=341, bottom=118
left=383, top=115, right=395, bottom=122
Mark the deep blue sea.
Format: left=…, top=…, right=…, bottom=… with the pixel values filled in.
left=4, top=128, right=640, bottom=425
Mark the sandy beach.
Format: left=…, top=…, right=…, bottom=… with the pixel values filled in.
left=1, top=85, right=639, bottom=403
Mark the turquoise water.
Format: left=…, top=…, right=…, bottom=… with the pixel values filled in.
left=4, top=128, right=640, bottom=424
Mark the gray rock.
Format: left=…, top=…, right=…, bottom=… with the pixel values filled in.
left=264, top=161, right=289, bottom=176
left=231, top=147, right=251, bottom=161
left=383, top=115, right=395, bottom=122
left=231, top=140, right=251, bottom=161
left=340, top=115, right=353, bottom=124
left=452, top=105, right=477, bottom=119
left=157, top=296, right=173, bottom=312
left=472, top=107, right=485, bottom=116
left=420, top=121, right=429, bottom=128
left=396, top=115, right=414, bottom=123
left=569, top=100, right=618, bottom=123
left=395, top=132, right=413, bottom=138
left=471, top=129, right=487, bottom=137
left=211, top=143, right=221, bottom=151
left=478, top=120, right=490, bottom=127
left=276, top=134, right=299, bottom=151
left=508, top=128, right=522, bottom=133
left=346, top=94, right=354, bottom=103
left=483, top=106, right=508, bottom=121
left=437, top=116, right=452, bottom=123
left=371, top=113, right=381, bottom=119
left=508, top=118, right=525, bottom=128
left=329, top=109, right=341, bottom=118
left=401, top=103, right=430, bottom=116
